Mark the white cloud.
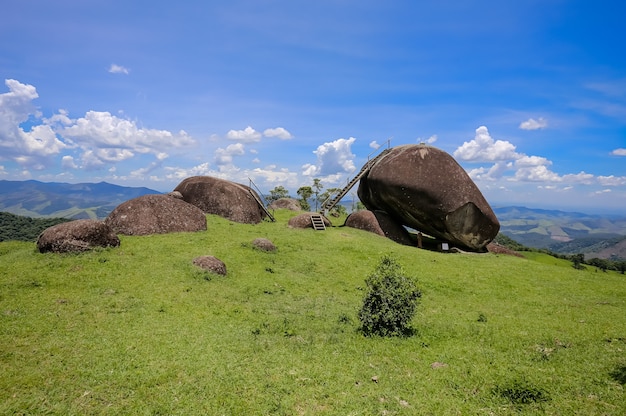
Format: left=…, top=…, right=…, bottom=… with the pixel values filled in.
left=214, top=143, right=245, bottom=165
left=369, top=140, right=380, bottom=149
left=562, top=171, right=595, bottom=185
left=61, top=155, right=77, bottom=169
left=418, top=134, right=438, bottom=144
left=519, top=117, right=548, bottom=130
left=59, top=111, right=194, bottom=168
left=453, top=126, right=519, bottom=162
left=597, top=175, right=626, bottom=186
left=227, top=126, right=262, bottom=143
left=249, top=166, right=298, bottom=187
left=594, top=189, right=612, bottom=195
left=514, top=165, right=562, bottom=182
left=0, top=79, right=68, bottom=166
left=108, top=64, right=130, bottom=75
left=164, top=162, right=213, bottom=181
left=455, top=125, right=613, bottom=188
left=514, top=155, right=551, bottom=167
left=302, top=137, right=356, bottom=177
left=263, top=127, right=293, bottom=140
left=611, top=148, right=626, bottom=156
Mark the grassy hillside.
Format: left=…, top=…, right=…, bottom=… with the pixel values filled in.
left=1, top=210, right=625, bottom=415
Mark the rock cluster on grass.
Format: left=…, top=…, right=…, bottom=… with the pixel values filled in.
left=287, top=212, right=331, bottom=229
left=268, top=198, right=302, bottom=211
left=105, top=194, right=207, bottom=236
left=356, top=144, right=500, bottom=251
left=252, top=237, right=276, bottom=252
left=174, top=176, right=266, bottom=224
left=37, top=219, right=120, bottom=253
left=192, top=255, right=227, bottom=275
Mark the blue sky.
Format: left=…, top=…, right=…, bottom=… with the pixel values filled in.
left=1, top=0, right=625, bottom=214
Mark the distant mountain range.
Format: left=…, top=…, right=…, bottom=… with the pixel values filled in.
left=0, top=180, right=160, bottom=220
left=1, top=180, right=625, bottom=259
left=493, top=206, right=626, bottom=260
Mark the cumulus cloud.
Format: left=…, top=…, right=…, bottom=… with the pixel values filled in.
left=611, top=148, right=626, bottom=156
left=61, top=155, right=78, bottom=169
left=108, top=64, right=130, bottom=74
left=369, top=140, right=380, bottom=150
left=418, top=134, right=438, bottom=144
left=0, top=79, right=68, bottom=166
left=514, top=165, right=562, bottom=182
left=302, top=137, right=356, bottom=177
left=250, top=166, right=298, bottom=187
left=227, top=126, right=262, bottom=143
left=597, top=175, right=626, bottom=186
left=455, top=125, right=616, bottom=188
left=58, top=111, right=193, bottom=168
left=519, top=117, right=548, bottom=130
left=263, top=127, right=293, bottom=140
left=454, top=126, right=520, bottom=162
left=164, top=162, right=213, bottom=181
left=1, top=79, right=198, bottom=172
left=214, top=143, right=245, bottom=165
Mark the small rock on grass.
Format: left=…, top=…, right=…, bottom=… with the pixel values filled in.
left=192, top=255, right=227, bottom=276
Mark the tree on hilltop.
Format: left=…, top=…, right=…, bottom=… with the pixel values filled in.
left=267, top=186, right=290, bottom=202
left=297, top=186, right=313, bottom=211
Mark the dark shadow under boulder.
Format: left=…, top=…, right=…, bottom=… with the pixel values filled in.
left=105, top=194, right=207, bottom=236
left=344, top=210, right=414, bottom=246
left=37, top=219, right=120, bottom=253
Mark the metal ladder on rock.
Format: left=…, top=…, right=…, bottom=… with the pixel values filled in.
left=248, top=178, right=275, bottom=222
left=320, top=140, right=392, bottom=213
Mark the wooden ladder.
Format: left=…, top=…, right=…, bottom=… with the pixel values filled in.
left=310, top=214, right=326, bottom=230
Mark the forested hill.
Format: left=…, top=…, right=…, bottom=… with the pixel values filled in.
left=0, top=212, right=69, bottom=242
left=0, top=180, right=160, bottom=219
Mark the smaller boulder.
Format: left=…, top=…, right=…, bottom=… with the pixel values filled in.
left=192, top=256, right=227, bottom=276
left=105, top=194, right=207, bottom=236
left=344, top=210, right=413, bottom=245
left=252, top=238, right=276, bottom=252
left=268, top=198, right=302, bottom=211
left=287, top=212, right=331, bottom=229
left=37, top=219, right=120, bottom=253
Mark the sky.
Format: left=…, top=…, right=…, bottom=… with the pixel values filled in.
left=1, top=0, right=625, bottom=214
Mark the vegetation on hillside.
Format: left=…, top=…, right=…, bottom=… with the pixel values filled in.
left=0, top=212, right=69, bottom=242
left=494, top=232, right=626, bottom=274
left=1, top=210, right=625, bottom=414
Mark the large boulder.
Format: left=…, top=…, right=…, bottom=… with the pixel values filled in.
left=173, top=176, right=266, bottom=224
left=287, top=212, right=331, bottom=229
left=37, top=219, right=120, bottom=253
left=268, top=198, right=302, bottom=211
left=344, top=210, right=413, bottom=246
left=105, top=194, right=207, bottom=236
left=358, top=144, right=499, bottom=251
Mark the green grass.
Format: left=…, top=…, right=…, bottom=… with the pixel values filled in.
left=1, top=210, right=625, bottom=415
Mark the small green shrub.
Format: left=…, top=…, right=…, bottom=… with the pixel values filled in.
left=494, top=379, right=550, bottom=405
left=358, top=254, right=421, bottom=337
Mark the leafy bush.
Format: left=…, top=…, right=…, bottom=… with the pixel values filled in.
left=358, top=254, right=421, bottom=337
left=494, top=378, right=550, bottom=405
